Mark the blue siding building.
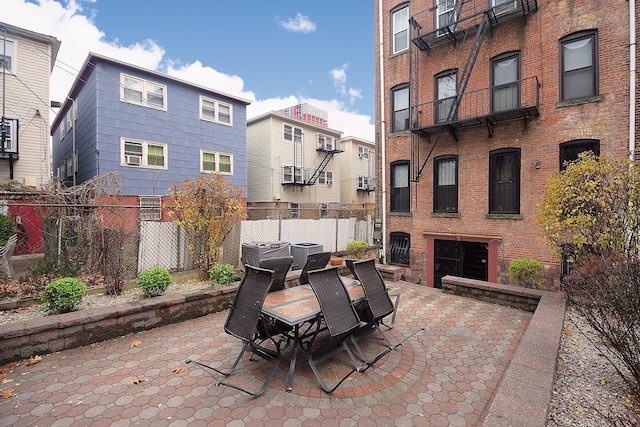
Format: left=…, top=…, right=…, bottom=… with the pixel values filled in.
left=51, top=53, right=250, bottom=196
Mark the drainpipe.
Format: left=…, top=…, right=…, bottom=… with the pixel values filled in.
left=629, top=0, right=636, bottom=161
left=378, top=0, right=388, bottom=264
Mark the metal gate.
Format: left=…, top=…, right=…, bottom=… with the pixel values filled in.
left=434, top=240, right=487, bottom=288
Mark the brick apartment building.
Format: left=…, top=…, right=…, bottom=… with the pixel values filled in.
left=375, top=0, right=637, bottom=288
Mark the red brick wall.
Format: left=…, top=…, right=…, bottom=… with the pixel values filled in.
left=376, top=0, right=632, bottom=287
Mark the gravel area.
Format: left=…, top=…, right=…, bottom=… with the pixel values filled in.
left=547, top=307, right=639, bottom=426
left=1, top=286, right=639, bottom=425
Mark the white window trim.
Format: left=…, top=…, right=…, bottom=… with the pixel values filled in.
left=200, top=149, right=234, bottom=175
left=120, top=73, right=167, bottom=111
left=59, top=120, right=65, bottom=142
left=283, top=123, right=303, bottom=144
left=0, top=38, right=16, bottom=74
left=289, top=203, right=300, bottom=219
left=318, top=170, right=333, bottom=186
left=199, top=96, right=233, bottom=126
left=320, top=203, right=329, bottom=218
left=121, top=137, right=168, bottom=169
left=392, top=6, right=409, bottom=54
left=283, top=164, right=303, bottom=184
left=1, top=118, right=17, bottom=152
left=358, top=146, right=370, bottom=159
left=317, top=134, right=335, bottom=151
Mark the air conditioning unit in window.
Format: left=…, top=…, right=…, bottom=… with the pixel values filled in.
left=126, top=155, right=142, bottom=165
left=358, top=153, right=364, bottom=158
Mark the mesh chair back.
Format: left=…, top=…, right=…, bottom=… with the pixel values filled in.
left=352, top=259, right=395, bottom=321
left=299, top=251, right=332, bottom=285
left=224, top=265, right=274, bottom=342
left=259, top=256, right=293, bottom=292
left=308, top=267, right=360, bottom=337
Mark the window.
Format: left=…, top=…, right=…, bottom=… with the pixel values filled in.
left=200, top=96, right=233, bottom=125
left=59, top=120, right=65, bottom=141
left=358, top=146, right=369, bottom=159
left=120, top=74, right=167, bottom=110
left=437, top=0, right=458, bottom=36
left=559, top=139, right=600, bottom=170
left=0, top=39, right=15, bottom=74
left=561, top=31, right=597, bottom=101
left=122, top=138, right=167, bottom=169
left=283, top=124, right=303, bottom=143
left=390, top=160, right=410, bottom=212
left=392, top=84, right=409, bottom=132
left=283, top=165, right=303, bottom=184
left=392, top=4, right=409, bottom=54
left=357, top=176, right=371, bottom=190
left=434, top=155, right=458, bottom=213
left=140, top=196, right=162, bottom=221
left=66, top=109, right=73, bottom=131
left=317, top=134, right=335, bottom=151
left=491, top=52, right=520, bottom=113
left=492, top=0, right=517, bottom=14
left=435, top=70, right=457, bottom=123
left=289, top=203, right=300, bottom=219
left=389, top=232, right=410, bottom=265
left=320, top=203, right=329, bottom=218
left=1, top=118, right=17, bottom=153
left=201, top=150, right=233, bottom=174
left=318, top=171, right=333, bottom=186
left=489, top=148, right=520, bottom=214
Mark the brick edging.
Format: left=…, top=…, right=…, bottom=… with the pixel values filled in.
left=441, top=275, right=566, bottom=427
left=0, top=284, right=239, bottom=365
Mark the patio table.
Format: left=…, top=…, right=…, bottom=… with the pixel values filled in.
left=262, top=278, right=364, bottom=391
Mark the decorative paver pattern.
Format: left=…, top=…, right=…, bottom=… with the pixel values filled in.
left=0, top=282, right=533, bottom=426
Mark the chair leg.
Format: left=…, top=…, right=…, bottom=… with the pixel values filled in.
left=308, top=340, right=362, bottom=394
left=380, top=293, right=401, bottom=329
left=186, top=341, right=281, bottom=398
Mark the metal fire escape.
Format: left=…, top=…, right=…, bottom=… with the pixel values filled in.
left=409, top=0, right=539, bottom=182
left=305, top=148, right=341, bottom=186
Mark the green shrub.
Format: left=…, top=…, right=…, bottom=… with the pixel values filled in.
left=18, top=256, right=82, bottom=293
left=41, top=277, right=86, bottom=314
left=0, top=214, right=16, bottom=246
left=345, top=240, right=370, bottom=259
left=210, top=263, right=235, bottom=285
left=509, top=258, right=544, bottom=288
left=137, top=266, right=172, bottom=297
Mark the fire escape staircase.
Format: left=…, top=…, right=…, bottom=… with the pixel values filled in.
left=305, top=149, right=341, bottom=186
left=412, top=11, right=490, bottom=182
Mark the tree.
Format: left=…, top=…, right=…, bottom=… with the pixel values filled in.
left=538, top=152, right=640, bottom=264
left=166, top=174, right=246, bottom=279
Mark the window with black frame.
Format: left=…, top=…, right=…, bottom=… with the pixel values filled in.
left=389, top=232, right=410, bottom=265
left=390, top=160, right=410, bottom=212
left=433, top=155, right=458, bottom=213
left=489, top=148, right=520, bottom=214
left=435, top=70, right=457, bottom=123
left=560, top=31, right=598, bottom=102
left=491, top=52, right=520, bottom=113
left=559, top=139, right=600, bottom=170
left=392, top=85, right=409, bottom=132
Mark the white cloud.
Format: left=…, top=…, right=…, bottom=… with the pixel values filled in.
left=2, top=0, right=373, bottom=141
left=277, top=13, right=316, bottom=33
left=330, top=66, right=347, bottom=86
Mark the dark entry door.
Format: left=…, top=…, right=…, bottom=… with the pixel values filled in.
left=434, top=240, right=488, bottom=288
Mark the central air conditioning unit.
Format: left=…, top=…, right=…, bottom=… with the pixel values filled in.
left=126, top=155, right=142, bottom=165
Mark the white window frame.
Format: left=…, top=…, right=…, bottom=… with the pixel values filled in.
left=437, top=0, right=458, bottom=37
left=492, top=0, right=518, bottom=15
left=318, top=170, right=333, bottom=186
left=66, top=109, right=73, bottom=131
left=1, top=118, right=17, bottom=153
left=200, top=149, right=233, bottom=175
left=121, top=138, right=168, bottom=169
left=140, top=196, right=162, bottom=221
left=59, top=120, right=65, bottom=142
left=120, top=73, right=167, bottom=111
left=317, top=134, right=335, bottom=151
left=319, top=203, right=329, bottom=218
left=358, top=146, right=370, bottom=159
left=357, top=176, right=369, bottom=190
left=283, top=165, right=303, bottom=184
left=289, top=203, right=300, bottom=219
left=392, top=5, right=409, bottom=54
left=0, top=39, right=16, bottom=74
left=199, top=96, right=233, bottom=126
left=283, top=124, right=303, bottom=143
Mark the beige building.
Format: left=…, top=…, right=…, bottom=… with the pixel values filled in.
left=0, top=22, right=60, bottom=188
left=339, top=136, right=375, bottom=208
left=246, top=108, right=344, bottom=219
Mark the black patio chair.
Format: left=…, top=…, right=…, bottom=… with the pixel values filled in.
left=186, top=265, right=283, bottom=398
left=350, top=258, right=424, bottom=366
left=298, top=251, right=332, bottom=286
left=259, top=256, right=293, bottom=292
left=306, top=267, right=364, bottom=394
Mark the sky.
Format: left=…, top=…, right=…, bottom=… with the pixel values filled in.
left=3, top=0, right=376, bottom=141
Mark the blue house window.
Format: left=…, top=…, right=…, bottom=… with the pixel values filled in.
left=120, top=74, right=167, bottom=110
left=122, top=138, right=167, bottom=169
left=200, top=96, right=233, bottom=125
left=201, top=150, right=233, bottom=175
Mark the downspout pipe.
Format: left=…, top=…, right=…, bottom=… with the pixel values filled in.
left=630, top=0, right=636, bottom=161
left=378, top=0, right=388, bottom=264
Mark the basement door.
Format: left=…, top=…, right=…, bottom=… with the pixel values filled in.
left=433, top=240, right=488, bottom=289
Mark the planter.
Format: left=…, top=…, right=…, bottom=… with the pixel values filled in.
left=330, top=257, right=343, bottom=266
